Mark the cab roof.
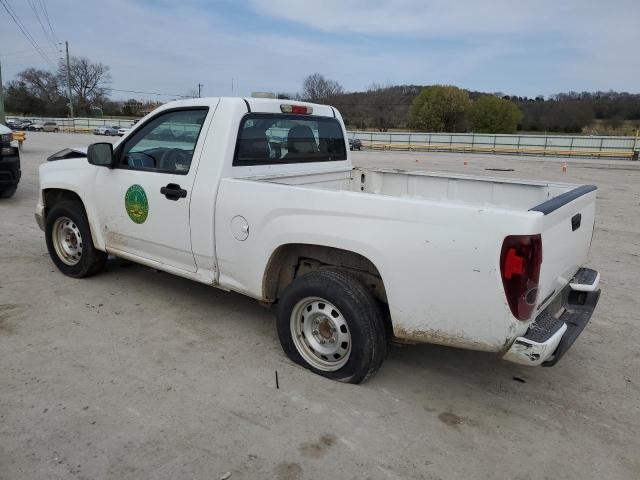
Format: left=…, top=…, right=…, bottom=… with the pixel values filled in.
left=154, top=97, right=337, bottom=118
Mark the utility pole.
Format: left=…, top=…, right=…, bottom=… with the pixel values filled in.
left=65, top=41, right=74, bottom=118
left=0, top=55, right=5, bottom=125
left=231, top=78, right=234, bottom=96
left=197, top=83, right=203, bottom=98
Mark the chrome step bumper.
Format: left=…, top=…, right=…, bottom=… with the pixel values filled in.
left=503, top=268, right=601, bottom=366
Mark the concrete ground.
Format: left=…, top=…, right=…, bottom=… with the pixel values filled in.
left=1, top=131, right=639, bottom=480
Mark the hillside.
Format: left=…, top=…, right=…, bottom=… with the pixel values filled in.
left=328, top=86, right=640, bottom=134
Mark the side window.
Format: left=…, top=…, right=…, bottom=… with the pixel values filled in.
left=120, top=108, right=208, bottom=174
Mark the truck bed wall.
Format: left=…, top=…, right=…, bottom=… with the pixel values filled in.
left=256, top=167, right=574, bottom=211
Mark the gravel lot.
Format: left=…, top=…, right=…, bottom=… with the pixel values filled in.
left=1, top=131, right=639, bottom=480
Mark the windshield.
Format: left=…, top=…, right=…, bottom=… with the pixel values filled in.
left=233, top=113, right=347, bottom=166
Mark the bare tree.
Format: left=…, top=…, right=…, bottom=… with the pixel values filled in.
left=16, top=68, right=62, bottom=104
left=301, top=73, right=344, bottom=103
left=57, top=56, right=111, bottom=115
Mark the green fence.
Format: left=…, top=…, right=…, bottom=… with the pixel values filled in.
left=347, top=131, right=639, bottom=159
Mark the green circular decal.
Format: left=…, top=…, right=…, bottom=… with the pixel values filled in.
left=124, top=184, right=149, bottom=224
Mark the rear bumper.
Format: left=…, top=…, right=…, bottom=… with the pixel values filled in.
left=503, top=268, right=601, bottom=366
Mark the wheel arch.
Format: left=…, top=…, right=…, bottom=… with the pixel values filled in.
left=43, top=188, right=83, bottom=217
left=43, top=188, right=104, bottom=250
left=262, top=243, right=389, bottom=307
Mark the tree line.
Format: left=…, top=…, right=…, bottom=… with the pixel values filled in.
left=296, top=73, right=640, bottom=134
left=3, top=56, right=161, bottom=118
left=4, top=61, right=640, bottom=134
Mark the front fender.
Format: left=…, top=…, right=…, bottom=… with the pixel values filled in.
left=39, top=160, right=105, bottom=250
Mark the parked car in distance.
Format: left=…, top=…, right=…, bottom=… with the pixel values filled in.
left=349, top=138, right=362, bottom=151
left=10, top=120, right=33, bottom=130
left=43, top=122, right=59, bottom=132
left=0, top=123, right=21, bottom=198
left=117, top=127, right=130, bottom=136
left=29, top=122, right=59, bottom=132
left=94, top=125, right=120, bottom=136
left=36, top=97, right=601, bottom=383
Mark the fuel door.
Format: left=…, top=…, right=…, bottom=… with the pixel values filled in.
left=231, top=215, right=249, bottom=241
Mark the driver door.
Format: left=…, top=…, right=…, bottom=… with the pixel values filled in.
left=94, top=107, right=211, bottom=273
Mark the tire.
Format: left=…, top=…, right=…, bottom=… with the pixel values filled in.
left=0, top=188, right=16, bottom=199
left=45, top=200, right=107, bottom=278
left=105, top=131, right=111, bottom=136
left=277, top=269, right=387, bottom=383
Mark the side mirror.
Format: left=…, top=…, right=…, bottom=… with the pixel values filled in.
left=87, top=142, right=114, bottom=167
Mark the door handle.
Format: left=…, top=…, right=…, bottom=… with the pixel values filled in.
left=160, top=183, right=187, bottom=201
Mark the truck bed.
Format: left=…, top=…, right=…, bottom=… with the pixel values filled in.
left=217, top=166, right=596, bottom=352
left=250, top=166, right=580, bottom=212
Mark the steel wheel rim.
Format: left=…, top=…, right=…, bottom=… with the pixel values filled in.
left=290, top=297, right=351, bottom=371
left=52, top=216, right=83, bottom=266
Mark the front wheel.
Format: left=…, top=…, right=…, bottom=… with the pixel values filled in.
left=0, top=188, right=16, bottom=199
left=277, top=269, right=387, bottom=383
left=45, top=200, right=107, bottom=278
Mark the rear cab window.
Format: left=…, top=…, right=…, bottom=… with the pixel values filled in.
left=233, top=114, right=347, bottom=166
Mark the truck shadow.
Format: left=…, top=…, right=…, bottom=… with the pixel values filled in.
left=104, top=259, right=543, bottom=390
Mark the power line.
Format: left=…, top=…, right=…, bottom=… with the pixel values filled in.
left=0, top=45, right=58, bottom=56
left=0, top=49, right=59, bottom=60
left=38, top=0, right=58, bottom=44
left=1, top=0, right=54, bottom=65
left=0, top=0, right=55, bottom=68
left=27, top=0, right=57, bottom=50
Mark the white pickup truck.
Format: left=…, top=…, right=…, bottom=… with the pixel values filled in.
left=36, top=98, right=601, bottom=383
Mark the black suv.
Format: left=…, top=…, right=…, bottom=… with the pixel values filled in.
left=0, top=126, right=20, bottom=198
left=348, top=138, right=362, bottom=151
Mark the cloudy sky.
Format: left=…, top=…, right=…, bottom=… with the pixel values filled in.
left=1, top=0, right=638, bottom=100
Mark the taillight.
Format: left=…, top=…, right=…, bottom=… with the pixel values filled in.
left=500, top=234, right=542, bottom=321
left=280, top=104, right=313, bottom=115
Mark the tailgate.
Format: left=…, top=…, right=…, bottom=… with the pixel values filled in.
left=531, top=185, right=597, bottom=311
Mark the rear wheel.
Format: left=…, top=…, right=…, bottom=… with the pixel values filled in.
left=277, top=269, right=387, bottom=383
left=45, top=200, right=107, bottom=278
